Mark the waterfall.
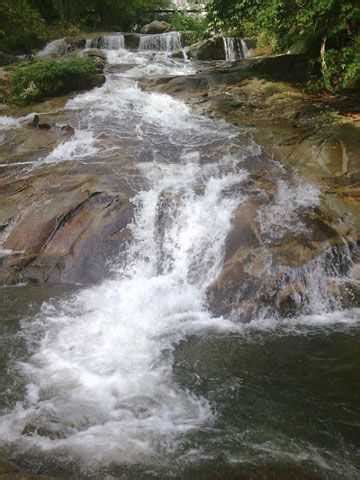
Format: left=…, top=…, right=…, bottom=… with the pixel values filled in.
left=241, top=38, right=250, bottom=58
left=223, top=37, right=249, bottom=61
left=101, top=34, right=125, bottom=50
left=139, top=32, right=182, bottom=53
left=2, top=29, right=359, bottom=480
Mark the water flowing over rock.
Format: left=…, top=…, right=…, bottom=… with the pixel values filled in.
left=1, top=32, right=360, bottom=480
left=100, top=34, right=125, bottom=50
left=139, top=32, right=182, bottom=52
left=223, top=37, right=250, bottom=61
left=37, top=38, right=68, bottom=58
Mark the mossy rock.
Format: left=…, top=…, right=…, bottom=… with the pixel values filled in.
left=10, top=57, right=105, bottom=105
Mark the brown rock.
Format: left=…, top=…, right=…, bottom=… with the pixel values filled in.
left=141, top=21, right=171, bottom=35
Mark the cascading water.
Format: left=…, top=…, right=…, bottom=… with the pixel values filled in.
left=101, top=34, right=125, bottom=50
left=139, top=32, right=182, bottom=53
left=223, top=37, right=249, bottom=61
left=0, top=43, right=251, bottom=469
left=241, top=38, right=250, bottom=58
left=1, top=30, right=360, bottom=480
left=37, top=38, right=67, bottom=57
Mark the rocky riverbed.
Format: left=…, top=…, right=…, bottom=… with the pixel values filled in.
left=0, top=34, right=360, bottom=480
left=143, top=53, right=360, bottom=317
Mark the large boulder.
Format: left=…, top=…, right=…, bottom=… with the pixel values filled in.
left=124, top=33, right=141, bottom=50
left=183, top=36, right=226, bottom=61
left=141, top=20, right=171, bottom=35
left=82, top=48, right=107, bottom=73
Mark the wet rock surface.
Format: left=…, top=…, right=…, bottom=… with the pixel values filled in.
left=182, top=36, right=227, bottom=61
left=141, top=20, right=171, bottom=35
left=0, top=156, right=135, bottom=285
left=143, top=54, right=360, bottom=317
left=1, top=38, right=360, bottom=480
left=2, top=49, right=360, bottom=318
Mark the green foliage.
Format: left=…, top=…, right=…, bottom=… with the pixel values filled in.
left=0, top=0, right=171, bottom=54
left=169, top=13, right=209, bottom=43
left=10, top=57, right=97, bottom=104
left=43, top=0, right=170, bottom=30
left=324, top=40, right=360, bottom=92
left=207, top=0, right=360, bottom=92
left=170, top=13, right=208, bottom=34
left=0, top=0, right=47, bottom=53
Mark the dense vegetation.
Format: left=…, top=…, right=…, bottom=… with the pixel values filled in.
left=10, top=57, right=99, bottom=104
left=0, top=0, right=169, bottom=53
left=207, top=0, right=360, bottom=92
left=1, top=0, right=359, bottom=94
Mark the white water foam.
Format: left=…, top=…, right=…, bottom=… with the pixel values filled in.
left=105, top=46, right=193, bottom=75
left=66, top=77, right=192, bottom=132
left=0, top=147, right=247, bottom=465
left=0, top=116, right=21, bottom=129
left=102, top=34, right=125, bottom=50
left=42, top=130, right=99, bottom=164
left=223, top=37, right=250, bottom=62
left=258, top=179, right=320, bottom=240
left=37, top=38, right=67, bottom=58
left=139, top=32, right=182, bottom=53
left=1, top=32, right=358, bottom=474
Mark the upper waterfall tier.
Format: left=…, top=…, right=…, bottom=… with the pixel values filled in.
left=138, top=32, right=182, bottom=52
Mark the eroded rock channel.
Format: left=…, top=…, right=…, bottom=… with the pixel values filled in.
left=0, top=33, right=360, bottom=480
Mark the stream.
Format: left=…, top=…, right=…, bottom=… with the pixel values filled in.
left=0, top=34, right=360, bottom=479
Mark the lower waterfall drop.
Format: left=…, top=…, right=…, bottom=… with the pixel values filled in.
left=139, top=32, right=182, bottom=53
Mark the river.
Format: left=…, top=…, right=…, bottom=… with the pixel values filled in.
left=0, top=34, right=359, bottom=479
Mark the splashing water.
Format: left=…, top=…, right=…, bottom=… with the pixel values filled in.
left=101, top=34, right=125, bottom=50
left=0, top=116, right=21, bottom=129
left=1, top=29, right=360, bottom=480
left=139, top=32, right=182, bottom=53
left=41, top=130, right=99, bottom=164
left=0, top=136, right=247, bottom=466
left=0, top=43, right=250, bottom=467
left=37, top=38, right=67, bottom=58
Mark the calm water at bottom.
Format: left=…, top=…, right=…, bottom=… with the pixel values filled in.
left=1, top=286, right=360, bottom=479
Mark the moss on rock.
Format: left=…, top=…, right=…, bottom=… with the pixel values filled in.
left=10, top=57, right=104, bottom=105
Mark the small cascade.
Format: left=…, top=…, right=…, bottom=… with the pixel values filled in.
left=223, top=37, right=249, bottom=61
left=139, top=32, right=182, bottom=53
left=101, top=34, right=125, bottom=50
left=37, top=38, right=67, bottom=58
left=241, top=39, right=250, bottom=58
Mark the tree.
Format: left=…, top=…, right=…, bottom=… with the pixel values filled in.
left=0, top=0, right=46, bottom=52
left=207, top=0, right=360, bottom=91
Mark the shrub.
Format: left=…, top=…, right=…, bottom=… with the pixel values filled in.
left=323, top=35, right=360, bottom=92
left=10, top=57, right=98, bottom=104
left=169, top=13, right=209, bottom=43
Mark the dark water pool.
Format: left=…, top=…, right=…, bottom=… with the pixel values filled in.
left=1, top=286, right=360, bottom=479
